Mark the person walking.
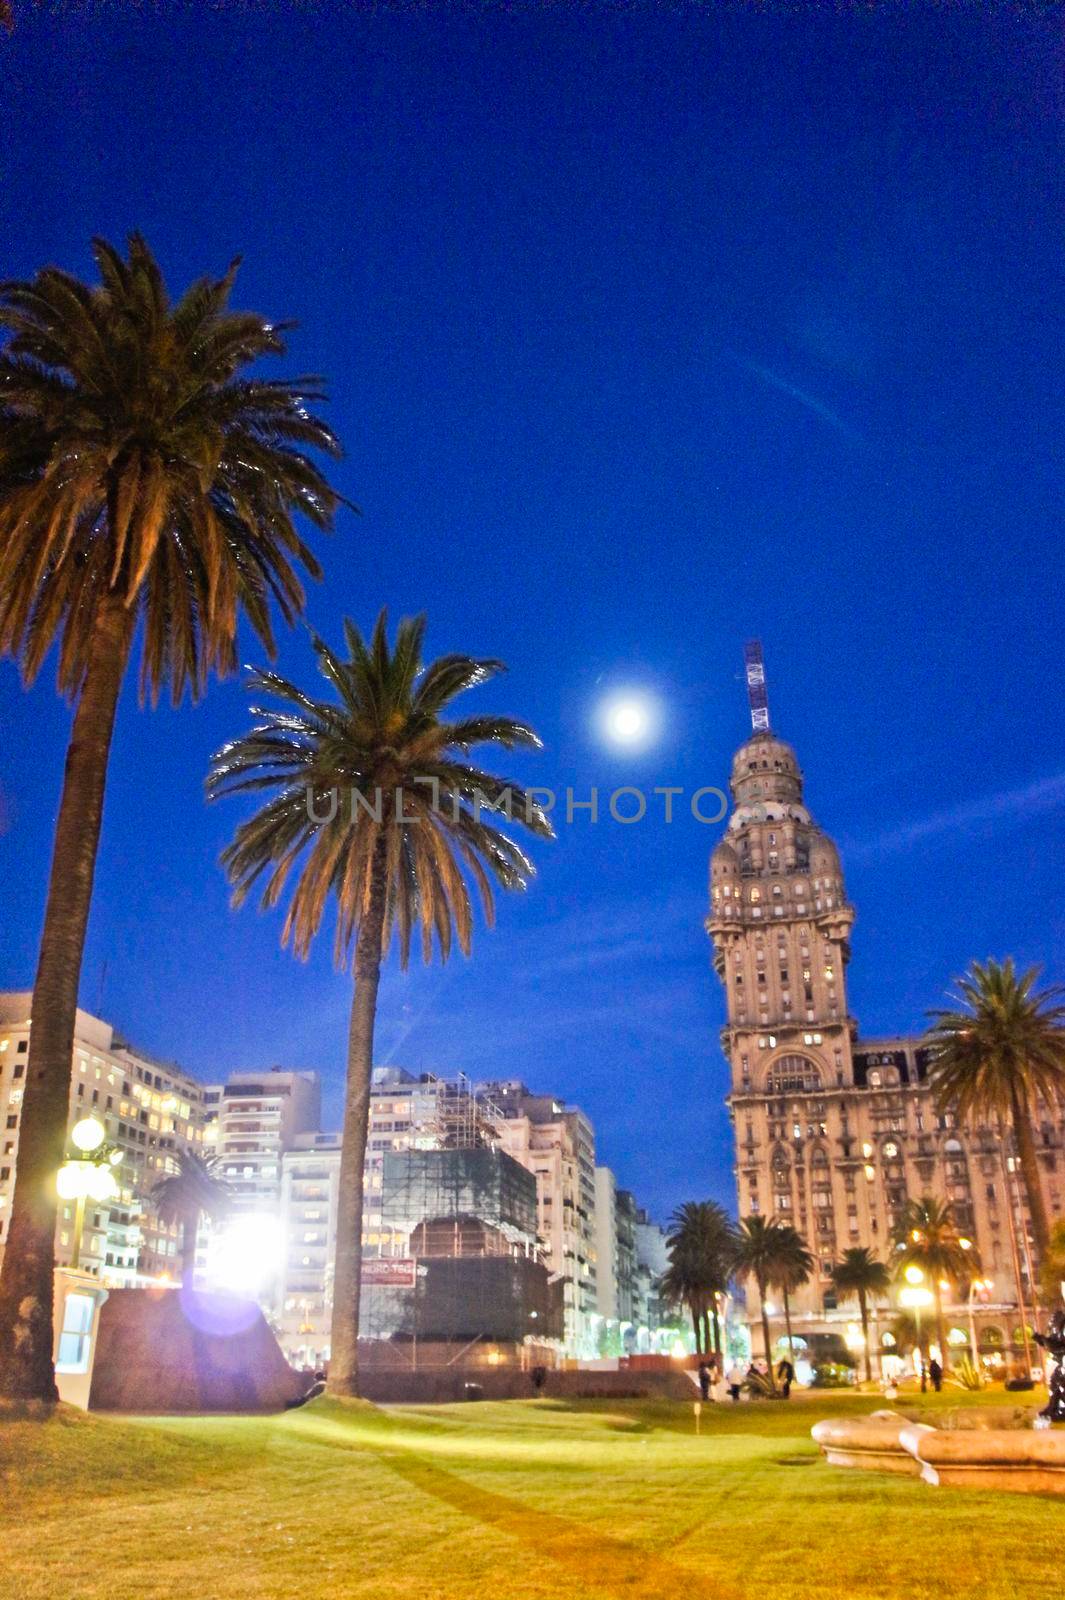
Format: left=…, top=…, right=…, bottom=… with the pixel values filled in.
left=697, top=1361, right=712, bottom=1402
left=776, top=1356, right=796, bottom=1399
left=727, top=1362, right=744, bottom=1402
left=928, top=1356, right=943, bottom=1393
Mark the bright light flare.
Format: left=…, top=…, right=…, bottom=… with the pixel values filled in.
left=208, top=1212, right=284, bottom=1297
left=596, top=690, right=662, bottom=751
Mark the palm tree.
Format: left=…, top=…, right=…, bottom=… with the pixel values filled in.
left=830, top=1247, right=891, bottom=1383
left=0, top=236, right=343, bottom=1401
left=664, top=1200, right=738, bottom=1355
left=208, top=612, right=552, bottom=1396
left=151, top=1150, right=231, bottom=1289
left=927, top=958, right=1065, bottom=1272
left=1039, top=1218, right=1065, bottom=1310
left=659, top=1255, right=712, bottom=1355
left=892, top=1195, right=975, bottom=1373
left=769, top=1224, right=813, bottom=1362
left=733, top=1214, right=789, bottom=1387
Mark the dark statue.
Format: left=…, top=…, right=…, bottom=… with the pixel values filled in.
left=1034, top=1309, right=1065, bottom=1423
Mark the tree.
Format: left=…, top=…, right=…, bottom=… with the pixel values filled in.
left=1039, top=1218, right=1065, bottom=1310
left=0, top=236, right=343, bottom=1401
left=891, top=1195, right=975, bottom=1373
left=768, top=1224, right=813, bottom=1362
left=151, top=1151, right=231, bottom=1289
left=208, top=612, right=551, bottom=1396
left=830, top=1247, right=891, bottom=1383
left=927, top=957, right=1065, bottom=1274
left=663, top=1200, right=738, bottom=1355
left=733, top=1214, right=790, bottom=1388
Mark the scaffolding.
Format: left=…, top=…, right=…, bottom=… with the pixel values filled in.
left=359, top=1147, right=563, bottom=1345
left=406, top=1072, right=506, bottom=1152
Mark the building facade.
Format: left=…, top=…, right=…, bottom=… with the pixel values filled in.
left=277, top=1130, right=342, bottom=1369
left=709, top=724, right=1059, bottom=1356
left=487, top=1082, right=599, bottom=1357
left=0, top=993, right=206, bottom=1285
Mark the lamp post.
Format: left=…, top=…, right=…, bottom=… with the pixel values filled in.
left=967, top=1276, right=992, bottom=1367
left=56, top=1115, right=121, bottom=1269
left=900, top=1265, right=934, bottom=1391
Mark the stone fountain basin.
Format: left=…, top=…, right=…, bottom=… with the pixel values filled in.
left=812, top=1408, right=1065, bottom=1495
left=899, top=1423, right=1065, bottom=1495
left=810, top=1411, right=930, bottom=1474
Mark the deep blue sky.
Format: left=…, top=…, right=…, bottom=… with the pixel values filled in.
left=2, top=5, right=1064, bottom=1222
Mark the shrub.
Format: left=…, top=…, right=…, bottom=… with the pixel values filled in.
left=809, top=1363, right=856, bottom=1389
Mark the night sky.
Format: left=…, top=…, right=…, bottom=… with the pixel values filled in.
left=2, top=6, right=1063, bottom=1222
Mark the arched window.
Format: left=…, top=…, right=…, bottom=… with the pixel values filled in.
left=765, top=1055, right=823, bottom=1095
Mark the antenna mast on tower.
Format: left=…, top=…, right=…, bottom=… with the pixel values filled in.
left=743, top=640, right=770, bottom=732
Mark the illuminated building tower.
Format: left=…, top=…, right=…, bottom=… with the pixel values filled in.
left=708, top=647, right=1065, bottom=1358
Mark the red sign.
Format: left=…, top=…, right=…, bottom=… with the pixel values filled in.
left=361, top=1257, right=417, bottom=1287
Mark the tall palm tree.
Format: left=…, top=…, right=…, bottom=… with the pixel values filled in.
left=733, top=1214, right=789, bottom=1387
left=665, top=1200, right=738, bottom=1355
left=208, top=612, right=552, bottom=1397
left=0, top=236, right=342, bottom=1401
left=830, top=1247, right=891, bottom=1383
left=927, top=958, right=1065, bottom=1272
left=151, top=1150, right=231, bottom=1289
left=1039, top=1218, right=1065, bottom=1309
left=892, top=1195, right=975, bottom=1373
left=768, top=1224, right=813, bottom=1362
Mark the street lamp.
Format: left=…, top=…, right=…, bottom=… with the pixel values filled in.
left=56, top=1115, right=121, bottom=1268
left=899, top=1266, right=934, bottom=1390
left=968, top=1276, right=993, bottom=1367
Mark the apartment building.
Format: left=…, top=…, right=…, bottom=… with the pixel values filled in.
left=0, top=992, right=205, bottom=1284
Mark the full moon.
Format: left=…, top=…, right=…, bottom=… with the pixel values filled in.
left=597, top=690, right=660, bottom=750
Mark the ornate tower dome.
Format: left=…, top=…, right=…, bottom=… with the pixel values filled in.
left=707, top=642, right=856, bottom=1104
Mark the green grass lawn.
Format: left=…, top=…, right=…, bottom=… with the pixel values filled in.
left=0, top=1389, right=1058, bottom=1600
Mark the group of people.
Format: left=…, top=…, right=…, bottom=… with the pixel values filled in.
left=695, top=1354, right=798, bottom=1402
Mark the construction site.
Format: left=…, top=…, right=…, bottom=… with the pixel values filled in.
left=359, top=1076, right=564, bottom=1393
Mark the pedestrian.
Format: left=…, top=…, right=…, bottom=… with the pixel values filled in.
left=928, top=1356, right=943, bottom=1393
left=776, top=1356, right=796, bottom=1399
left=697, top=1361, right=712, bottom=1402
left=727, top=1362, right=744, bottom=1402
left=530, top=1365, right=547, bottom=1396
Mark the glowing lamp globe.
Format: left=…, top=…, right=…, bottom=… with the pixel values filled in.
left=903, top=1264, right=925, bottom=1286
left=70, top=1115, right=106, bottom=1153
left=56, top=1162, right=85, bottom=1200
left=86, top=1163, right=119, bottom=1203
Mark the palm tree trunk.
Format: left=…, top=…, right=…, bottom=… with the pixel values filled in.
left=690, top=1301, right=701, bottom=1353
left=327, top=830, right=389, bottom=1398
left=758, top=1274, right=776, bottom=1389
left=1010, top=1081, right=1050, bottom=1270
left=783, top=1286, right=795, bottom=1356
left=858, top=1289, right=873, bottom=1384
left=0, top=591, right=132, bottom=1402
left=711, top=1299, right=722, bottom=1358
